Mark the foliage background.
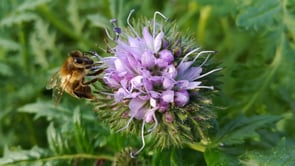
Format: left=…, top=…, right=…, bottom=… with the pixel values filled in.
left=0, top=0, right=295, bottom=165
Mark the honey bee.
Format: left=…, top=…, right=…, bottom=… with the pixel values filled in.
left=46, top=50, right=103, bottom=104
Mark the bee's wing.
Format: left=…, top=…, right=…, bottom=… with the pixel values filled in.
left=46, top=71, right=60, bottom=89
left=52, top=85, right=64, bottom=105
left=46, top=71, right=65, bottom=105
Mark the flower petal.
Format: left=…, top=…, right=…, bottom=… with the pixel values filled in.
left=177, top=61, right=193, bottom=79
left=159, top=49, right=174, bottom=64
left=163, top=64, right=177, bottom=78
left=158, top=100, right=169, bottom=112
left=114, top=88, right=127, bottom=102
left=175, top=80, right=189, bottom=89
left=143, top=27, right=153, bottom=51
left=183, top=67, right=202, bottom=81
left=129, top=98, right=148, bottom=120
left=175, top=90, right=189, bottom=107
left=154, top=31, right=164, bottom=52
left=150, top=98, right=157, bottom=108
left=163, top=76, right=174, bottom=89
left=144, top=110, right=154, bottom=123
left=141, top=51, right=155, bottom=68
left=161, top=90, right=174, bottom=103
left=155, top=58, right=168, bottom=68
left=130, top=75, right=143, bottom=89
left=187, top=81, right=202, bottom=89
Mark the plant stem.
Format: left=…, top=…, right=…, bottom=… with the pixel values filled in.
left=4, top=153, right=114, bottom=166
left=186, top=142, right=206, bottom=152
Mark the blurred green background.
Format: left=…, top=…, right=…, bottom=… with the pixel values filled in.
left=1, top=0, right=295, bottom=165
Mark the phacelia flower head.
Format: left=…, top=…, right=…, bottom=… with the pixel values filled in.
left=94, top=10, right=222, bottom=157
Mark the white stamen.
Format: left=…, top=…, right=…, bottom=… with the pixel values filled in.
left=130, top=120, right=146, bottom=158
left=147, top=110, right=158, bottom=133
left=197, top=68, right=223, bottom=80
left=105, top=28, right=114, bottom=40
left=127, top=9, right=140, bottom=38
left=153, top=11, right=168, bottom=38
left=199, top=54, right=211, bottom=67
left=192, top=50, right=215, bottom=63
left=195, top=86, right=214, bottom=90
left=116, top=116, right=134, bottom=132
left=179, top=48, right=201, bottom=66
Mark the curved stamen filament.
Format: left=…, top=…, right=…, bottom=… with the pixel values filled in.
left=127, top=9, right=140, bottom=38
left=147, top=109, right=158, bottom=133
left=116, top=116, right=134, bottom=132
left=105, top=28, right=114, bottom=40
left=179, top=48, right=201, bottom=66
left=195, top=86, right=214, bottom=90
left=130, top=120, right=146, bottom=158
left=197, top=68, right=223, bottom=80
left=192, top=50, right=216, bottom=63
left=153, top=11, right=168, bottom=38
left=199, top=54, right=211, bottom=67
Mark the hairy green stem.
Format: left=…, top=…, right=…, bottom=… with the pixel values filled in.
left=186, top=142, right=206, bottom=152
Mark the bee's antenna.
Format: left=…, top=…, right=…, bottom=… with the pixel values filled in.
left=85, top=51, right=102, bottom=59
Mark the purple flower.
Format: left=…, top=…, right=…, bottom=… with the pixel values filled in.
left=101, top=10, right=222, bottom=157
left=103, top=11, right=222, bottom=121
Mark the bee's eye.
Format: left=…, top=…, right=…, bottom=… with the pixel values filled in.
left=74, top=58, right=84, bottom=64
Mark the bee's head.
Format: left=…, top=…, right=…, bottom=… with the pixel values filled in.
left=69, top=51, right=94, bottom=68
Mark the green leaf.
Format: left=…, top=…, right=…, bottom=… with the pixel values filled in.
left=0, top=38, right=21, bottom=51
left=0, top=12, right=38, bottom=27
left=66, top=0, right=84, bottom=35
left=204, top=149, right=239, bottom=166
left=73, top=108, right=93, bottom=153
left=240, top=138, right=295, bottom=166
left=18, top=101, right=73, bottom=121
left=86, top=14, right=110, bottom=28
left=236, top=0, right=282, bottom=30
left=47, top=123, right=71, bottom=154
left=215, top=115, right=281, bottom=145
left=16, top=0, right=50, bottom=12
left=0, top=62, right=13, bottom=77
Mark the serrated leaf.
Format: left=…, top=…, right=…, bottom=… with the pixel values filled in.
left=0, top=38, right=21, bottom=51
left=18, top=102, right=73, bottom=121
left=0, top=146, right=50, bottom=166
left=204, top=149, right=239, bottom=166
left=66, top=0, right=84, bottom=34
left=215, top=115, right=281, bottom=145
left=47, top=123, right=71, bottom=154
left=73, top=108, right=93, bottom=153
left=16, top=0, right=50, bottom=12
left=30, top=19, right=56, bottom=67
left=236, top=0, right=282, bottom=30
left=0, top=12, right=38, bottom=26
left=240, top=138, right=295, bottom=166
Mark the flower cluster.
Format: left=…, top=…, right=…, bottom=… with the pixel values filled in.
left=96, top=10, right=222, bottom=157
